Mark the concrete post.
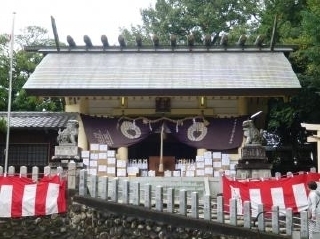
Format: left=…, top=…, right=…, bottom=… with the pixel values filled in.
left=144, top=184, right=152, bottom=209
left=90, top=175, right=98, bottom=198
left=79, top=169, right=87, bottom=196
left=132, top=181, right=140, bottom=206
left=68, top=161, right=76, bottom=189
left=167, top=188, right=174, bottom=213
left=191, top=192, right=199, bottom=219
left=179, top=189, right=187, bottom=216
left=243, top=201, right=251, bottom=228
left=155, top=185, right=163, bottom=212
left=8, top=166, right=15, bottom=176
left=258, top=204, right=265, bottom=232
left=56, top=166, right=64, bottom=179
left=32, top=166, right=39, bottom=182
left=20, top=166, right=27, bottom=177
left=111, top=178, right=119, bottom=202
left=286, top=208, right=293, bottom=236
left=275, top=172, right=281, bottom=179
left=99, top=176, right=108, bottom=200
left=217, top=195, right=224, bottom=223
left=230, top=198, right=237, bottom=226
left=300, top=210, right=308, bottom=239
left=123, top=180, right=130, bottom=204
left=203, top=194, right=211, bottom=220
left=271, top=205, right=279, bottom=234
left=43, top=166, right=51, bottom=176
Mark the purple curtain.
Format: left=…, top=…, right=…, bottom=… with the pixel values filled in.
left=80, top=114, right=155, bottom=147
left=166, top=116, right=247, bottom=150
left=81, top=114, right=246, bottom=150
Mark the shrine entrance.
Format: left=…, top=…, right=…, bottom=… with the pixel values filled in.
left=128, top=133, right=197, bottom=159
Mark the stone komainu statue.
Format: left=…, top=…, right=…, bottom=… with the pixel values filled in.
left=57, top=120, right=79, bottom=145
left=242, top=119, right=263, bottom=145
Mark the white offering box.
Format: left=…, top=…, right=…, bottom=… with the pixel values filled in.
left=204, top=157, right=213, bottom=166
left=89, top=167, right=97, bottom=175
left=89, top=160, right=98, bottom=167
left=195, top=155, right=204, bottom=162
left=107, top=150, right=116, bottom=157
left=117, top=160, right=127, bottom=168
left=213, top=161, right=222, bottom=168
left=196, top=169, right=205, bottom=176
left=83, top=158, right=89, bottom=166
left=173, top=170, right=181, bottom=177
left=81, top=150, right=90, bottom=158
left=90, top=153, right=99, bottom=160
left=214, top=170, right=221, bottom=177
left=164, top=170, right=172, bottom=177
left=148, top=170, right=156, bottom=177
left=98, top=152, right=108, bottom=159
left=117, top=168, right=127, bottom=177
left=203, top=151, right=212, bottom=159
left=221, top=154, right=230, bottom=165
left=127, top=166, right=139, bottom=175
left=99, top=144, right=108, bottom=152
left=204, top=167, right=213, bottom=176
left=107, top=167, right=116, bottom=175
left=212, top=152, right=222, bottom=159
left=90, top=143, right=99, bottom=151
left=196, top=161, right=205, bottom=169
left=98, top=164, right=107, bottom=172
left=186, top=170, right=195, bottom=177
left=107, top=157, right=116, bottom=165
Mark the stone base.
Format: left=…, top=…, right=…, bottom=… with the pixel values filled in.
left=236, top=167, right=272, bottom=179
left=241, top=144, right=267, bottom=160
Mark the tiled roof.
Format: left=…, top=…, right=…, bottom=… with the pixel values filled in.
left=0, top=112, right=78, bottom=129
left=23, top=51, right=301, bottom=97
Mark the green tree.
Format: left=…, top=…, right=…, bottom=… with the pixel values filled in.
left=259, top=0, right=320, bottom=148
left=0, top=26, right=64, bottom=112
left=122, top=0, right=263, bottom=45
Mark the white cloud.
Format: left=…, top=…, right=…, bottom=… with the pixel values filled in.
left=0, top=0, right=155, bottom=46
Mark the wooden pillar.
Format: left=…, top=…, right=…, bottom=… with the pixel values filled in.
left=78, top=118, right=88, bottom=150
left=238, top=97, right=248, bottom=115
left=117, top=147, right=128, bottom=161
left=301, top=123, right=320, bottom=173
left=65, top=97, right=88, bottom=150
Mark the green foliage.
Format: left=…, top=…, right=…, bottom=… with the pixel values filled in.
left=123, top=0, right=263, bottom=45
left=0, top=117, right=7, bottom=133
left=0, top=26, right=64, bottom=112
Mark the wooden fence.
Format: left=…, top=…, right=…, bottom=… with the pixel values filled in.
left=0, top=163, right=318, bottom=239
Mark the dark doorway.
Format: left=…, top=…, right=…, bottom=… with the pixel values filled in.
left=128, top=133, right=197, bottom=159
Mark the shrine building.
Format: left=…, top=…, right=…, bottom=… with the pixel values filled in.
left=21, top=34, right=301, bottom=176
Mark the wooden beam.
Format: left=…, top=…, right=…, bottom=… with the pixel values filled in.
left=301, top=123, right=320, bottom=131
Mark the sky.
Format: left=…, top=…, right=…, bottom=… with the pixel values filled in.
left=0, top=0, right=155, bottom=46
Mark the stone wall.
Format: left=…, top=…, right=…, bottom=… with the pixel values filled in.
left=0, top=203, right=243, bottom=239
left=0, top=192, right=286, bottom=239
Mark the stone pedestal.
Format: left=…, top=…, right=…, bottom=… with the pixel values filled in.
left=50, top=120, right=83, bottom=169
left=51, top=145, right=82, bottom=168
left=236, top=144, right=272, bottom=179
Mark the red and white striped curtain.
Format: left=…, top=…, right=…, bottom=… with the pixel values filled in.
left=223, top=173, right=320, bottom=215
left=0, top=175, right=66, bottom=218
